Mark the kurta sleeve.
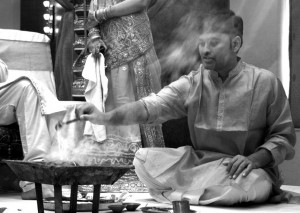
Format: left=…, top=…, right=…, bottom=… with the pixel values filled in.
left=0, top=59, right=8, bottom=83
left=259, top=78, right=296, bottom=167
left=140, top=75, right=192, bottom=124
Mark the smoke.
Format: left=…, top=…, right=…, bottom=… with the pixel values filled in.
left=45, top=121, right=138, bottom=166
left=156, top=11, right=203, bottom=86
left=151, top=1, right=232, bottom=86
left=45, top=122, right=92, bottom=165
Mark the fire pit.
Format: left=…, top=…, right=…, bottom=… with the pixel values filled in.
left=4, top=160, right=133, bottom=213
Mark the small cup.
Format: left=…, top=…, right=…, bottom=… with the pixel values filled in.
left=172, top=200, right=190, bottom=213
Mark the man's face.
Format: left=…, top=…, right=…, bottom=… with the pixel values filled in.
left=198, top=31, right=237, bottom=73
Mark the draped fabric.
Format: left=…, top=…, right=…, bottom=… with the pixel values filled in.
left=231, top=0, right=289, bottom=96
left=0, top=77, right=66, bottom=162
left=54, top=0, right=74, bottom=100
left=134, top=147, right=273, bottom=205
left=0, top=29, right=56, bottom=95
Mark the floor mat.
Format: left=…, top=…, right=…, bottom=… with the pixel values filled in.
left=79, top=169, right=148, bottom=193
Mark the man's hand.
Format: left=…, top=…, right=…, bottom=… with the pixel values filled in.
left=224, top=155, right=258, bottom=179
left=76, top=103, right=105, bottom=125
left=224, top=149, right=273, bottom=179
left=76, top=101, right=148, bottom=126
left=88, top=38, right=107, bottom=55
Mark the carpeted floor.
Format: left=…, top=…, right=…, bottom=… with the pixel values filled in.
left=78, top=169, right=148, bottom=194
left=101, top=169, right=148, bottom=193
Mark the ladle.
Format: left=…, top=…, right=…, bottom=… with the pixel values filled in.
left=55, top=118, right=81, bottom=130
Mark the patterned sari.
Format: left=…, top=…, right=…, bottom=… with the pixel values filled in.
left=74, top=0, right=165, bottom=193
left=84, top=0, right=164, bottom=168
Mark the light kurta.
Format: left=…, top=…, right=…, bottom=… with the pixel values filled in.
left=141, top=60, right=295, bottom=187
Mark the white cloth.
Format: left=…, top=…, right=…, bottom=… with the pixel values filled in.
left=0, top=29, right=56, bottom=95
left=0, top=77, right=87, bottom=193
left=0, top=59, right=8, bottom=83
left=133, top=146, right=273, bottom=205
left=0, top=78, right=84, bottom=193
left=0, top=77, right=65, bottom=117
left=0, top=77, right=66, bottom=161
left=82, top=53, right=108, bottom=142
left=45, top=101, right=86, bottom=164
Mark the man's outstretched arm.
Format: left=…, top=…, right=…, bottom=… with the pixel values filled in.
left=76, top=101, right=148, bottom=125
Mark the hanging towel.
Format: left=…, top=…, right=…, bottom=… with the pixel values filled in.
left=82, top=53, right=108, bottom=142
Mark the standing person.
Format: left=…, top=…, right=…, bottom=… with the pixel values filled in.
left=77, top=9, right=296, bottom=205
left=86, top=0, right=164, bottom=148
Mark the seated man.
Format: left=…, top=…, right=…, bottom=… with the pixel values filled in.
left=0, top=59, right=66, bottom=199
left=76, top=9, right=295, bottom=205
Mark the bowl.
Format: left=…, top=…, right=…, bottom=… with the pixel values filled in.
left=123, top=202, right=141, bottom=211
left=108, top=204, right=126, bottom=213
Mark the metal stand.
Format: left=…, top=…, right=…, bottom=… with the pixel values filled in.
left=35, top=183, right=101, bottom=213
left=35, top=183, right=44, bottom=213
left=92, top=184, right=101, bottom=213
left=70, top=184, right=78, bottom=213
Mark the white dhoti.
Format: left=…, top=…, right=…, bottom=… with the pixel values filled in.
left=133, top=146, right=272, bottom=206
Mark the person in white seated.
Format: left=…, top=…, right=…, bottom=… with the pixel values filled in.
left=76, top=9, right=295, bottom=205
left=0, top=59, right=65, bottom=199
